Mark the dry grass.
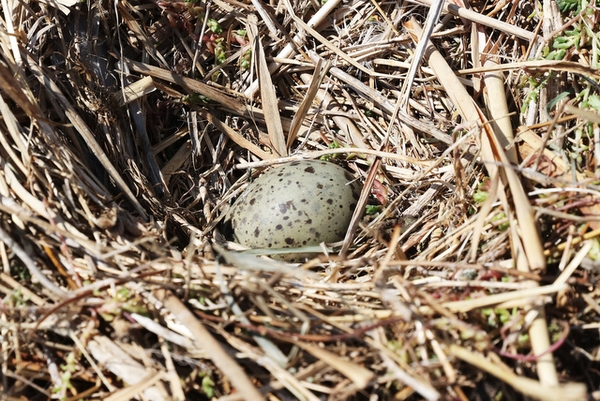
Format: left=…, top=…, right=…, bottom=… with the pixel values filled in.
left=1, top=0, right=600, bottom=399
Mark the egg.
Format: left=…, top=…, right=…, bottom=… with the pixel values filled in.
left=229, top=160, right=362, bottom=261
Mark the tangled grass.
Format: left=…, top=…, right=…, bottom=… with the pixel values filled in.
left=1, top=0, right=600, bottom=399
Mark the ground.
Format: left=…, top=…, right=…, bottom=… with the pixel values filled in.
left=1, top=0, right=600, bottom=400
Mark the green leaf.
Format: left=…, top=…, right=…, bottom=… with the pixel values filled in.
left=473, top=189, right=488, bottom=203
left=366, top=205, right=382, bottom=215
left=586, top=94, right=600, bottom=112
left=547, top=91, right=571, bottom=111
left=207, top=18, right=222, bottom=34
left=202, top=376, right=215, bottom=397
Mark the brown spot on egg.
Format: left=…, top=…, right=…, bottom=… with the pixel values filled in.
left=305, top=166, right=315, bottom=173
left=285, top=237, right=294, bottom=245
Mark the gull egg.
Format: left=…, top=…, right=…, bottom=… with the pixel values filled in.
left=229, top=160, right=362, bottom=261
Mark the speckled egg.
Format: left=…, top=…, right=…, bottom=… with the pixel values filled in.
left=229, top=160, right=362, bottom=261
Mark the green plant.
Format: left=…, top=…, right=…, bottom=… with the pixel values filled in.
left=201, top=375, right=215, bottom=397
left=556, top=0, right=591, bottom=14
left=53, top=351, right=77, bottom=400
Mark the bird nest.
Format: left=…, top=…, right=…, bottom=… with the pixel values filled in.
left=1, top=0, right=600, bottom=399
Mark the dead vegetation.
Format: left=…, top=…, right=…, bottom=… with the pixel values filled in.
left=1, top=0, right=600, bottom=399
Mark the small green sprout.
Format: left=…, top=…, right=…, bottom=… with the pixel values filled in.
left=556, top=0, right=587, bottom=13
left=491, top=212, right=509, bottom=231
left=319, top=140, right=342, bottom=161
left=182, top=93, right=211, bottom=105
left=365, top=205, right=382, bottom=215
left=202, top=375, right=215, bottom=397
left=587, top=238, right=600, bottom=260
left=473, top=189, right=488, bottom=203
left=240, top=49, right=252, bottom=69
left=207, top=18, right=222, bottom=34
left=213, top=38, right=226, bottom=64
